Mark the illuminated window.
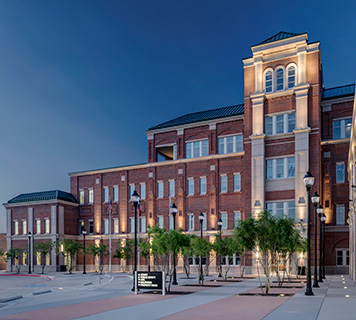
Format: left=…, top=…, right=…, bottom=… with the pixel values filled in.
left=45, top=218, right=50, bottom=234
left=88, top=189, right=94, bottom=204
left=22, top=220, right=27, bottom=234
left=14, top=220, right=18, bottom=235
left=36, top=219, right=41, bottom=234
left=79, top=190, right=84, bottom=205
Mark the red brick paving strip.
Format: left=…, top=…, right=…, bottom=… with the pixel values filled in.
left=158, top=296, right=290, bottom=320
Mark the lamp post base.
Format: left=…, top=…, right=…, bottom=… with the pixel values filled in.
left=305, top=290, right=314, bottom=296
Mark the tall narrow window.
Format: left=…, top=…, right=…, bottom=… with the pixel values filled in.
left=336, top=205, right=345, bottom=225
left=129, top=184, right=135, bottom=197
left=88, top=189, right=94, bottom=204
left=79, top=190, right=84, bottom=205
left=130, top=217, right=134, bottom=233
left=266, top=160, right=273, bottom=179
left=276, top=114, right=284, bottom=134
left=276, top=68, right=284, bottom=91
left=158, top=216, right=164, bottom=229
left=169, top=180, right=175, bottom=197
left=234, top=211, right=241, bottom=227
left=288, top=113, right=296, bottom=133
left=140, top=217, right=146, bottom=233
left=202, top=213, right=207, bottom=230
left=36, top=219, right=41, bottom=234
left=234, top=174, right=241, bottom=192
left=265, top=70, right=273, bottom=93
left=14, top=220, right=18, bottom=235
left=188, top=214, right=194, bottom=231
left=336, top=163, right=345, bottom=183
left=188, top=178, right=194, bottom=196
left=45, top=218, right=50, bottom=234
left=104, top=187, right=109, bottom=203
left=220, top=175, right=227, bottom=193
left=276, top=158, right=284, bottom=178
left=89, top=220, right=94, bottom=234
left=140, top=183, right=146, bottom=200
left=287, top=66, right=296, bottom=88
left=157, top=181, right=164, bottom=198
left=288, top=201, right=295, bottom=220
left=114, top=218, right=119, bottom=234
left=104, top=219, right=109, bottom=234
left=221, top=213, right=228, bottom=230
left=113, top=186, right=119, bottom=202
left=288, top=157, right=295, bottom=177
left=276, top=202, right=284, bottom=218
left=200, top=177, right=207, bottom=195
left=22, top=220, right=27, bottom=234
left=265, top=116, right=273, bottom=135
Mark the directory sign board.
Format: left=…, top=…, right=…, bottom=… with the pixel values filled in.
left=135, top=271, right=165, bottom=295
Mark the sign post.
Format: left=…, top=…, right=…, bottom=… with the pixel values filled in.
left=135, top=271, right=166, bottom=295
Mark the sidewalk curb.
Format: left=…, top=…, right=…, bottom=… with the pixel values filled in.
left=0, top=295, right=23, bottom=303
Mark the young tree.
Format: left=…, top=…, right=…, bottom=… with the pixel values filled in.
left=190, top=236, right=211, bottom=286
left=181, top=234, right=197, bottom=279
left=113, top=239, right=134, bottom=272
left=6, top=248, right=23, bottom=273
left=33, top=241, right=54, bottom=274
left=139, top=239, right=151, bottom=271
left=88, top=243, right=109, bottom=274
left=58, top=239, right=80, bottom=274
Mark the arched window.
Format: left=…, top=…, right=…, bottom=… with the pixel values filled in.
left=287, top=65, right=296, bottom=89
left=276, top=68, right=284, bottom=91
left=265, top=70, right=273, bottom=93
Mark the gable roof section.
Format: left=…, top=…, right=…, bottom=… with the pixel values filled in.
left=255, top=31, right=303, bottom=46
left=148, top=104, right=244, bottom=131
left=8, top=190, right=77, bottom=204
left=322, top=84, right=356, bottom=100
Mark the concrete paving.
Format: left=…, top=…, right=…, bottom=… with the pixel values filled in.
left=0, top=271, right=354, bottom=319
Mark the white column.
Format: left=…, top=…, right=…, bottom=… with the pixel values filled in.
left=295, top=86, right=310, bottom=130
left=58, top=206, right=64, bottom=235
left=254, top=56, right=263, bottom=93
left=51, top=206, right=57, bottom=267
left=251, top=137, right=265, bottom=217
left=297, top=46, right=307, bottom=85
left=28, top=207, right=33, bottom=234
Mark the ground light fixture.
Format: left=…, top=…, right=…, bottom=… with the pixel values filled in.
left=131, top=190, right=140, bottom=291
left=303, top=170, right=314, bottom=296
left=217, top=218, right=223, bottom=277
left=171, top=203, right=178, bottom=285
left=317, top=205, right=323, bottom=283
left=311, top=191, right=320, bottom=288
left=82, top=228, right=87, bottom=274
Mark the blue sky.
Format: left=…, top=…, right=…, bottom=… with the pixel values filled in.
left=1, top=0, right=355, bottom=232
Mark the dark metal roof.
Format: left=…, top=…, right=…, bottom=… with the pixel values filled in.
left=8, top=190, right=77, bottom=204
left=322, top=84, right=355, bottom=100
left=148, top=104, right=244, bottom=131
left=255, top=31, right=303, bottom=46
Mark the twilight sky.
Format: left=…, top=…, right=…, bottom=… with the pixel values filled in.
left=1, top=0, right=356, bottom=232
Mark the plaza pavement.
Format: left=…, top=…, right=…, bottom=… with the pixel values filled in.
left=0, top=271, right=354, bottom=319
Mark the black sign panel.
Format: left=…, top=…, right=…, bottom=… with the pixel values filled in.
left=137, top=271, right=163, bottom=290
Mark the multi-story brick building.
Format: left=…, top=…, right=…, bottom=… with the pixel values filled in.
left=4, top=31, right=355, bottom=275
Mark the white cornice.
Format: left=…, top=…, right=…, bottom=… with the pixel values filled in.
left=3, top=199, right=79, bottom=208
left=251, top=34, right=308, bottom=54
left=321, top=95, right=354, bottom=107
left=321, top=138, right=350, bottom=146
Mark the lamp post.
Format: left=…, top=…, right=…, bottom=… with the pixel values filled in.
left=317, top=205, right=323, bottom=283
left=303, top=170, right=314, bottom=296
left=171, top=203, right=178, bottom=285
left=28, top=232, right=32, bottom=274
left=131, top=190, right=140, bottom=291
left=321, top=213, right=326, bottom=279
left=82, top=228, right=87, bottom=274
left=217, top=218, right=223, bottom=278
left=198, top=212, right=204, bottom=285
left=311, top=191, right=320, bottom=288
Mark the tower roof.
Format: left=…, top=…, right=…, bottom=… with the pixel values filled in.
left=255, top=31, right=305, bottom=46
left=7, top=190, right=77, bottom=204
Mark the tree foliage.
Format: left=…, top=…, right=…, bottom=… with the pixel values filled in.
left=34, top=240, right=54, bottom=274
left=58, top=239, right=80, bottom=274
left=6, top=248, right=24, bottom=273
left=88, top=243, right=109, bottom=274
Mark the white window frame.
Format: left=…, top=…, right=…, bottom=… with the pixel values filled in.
left=140, top=183, right=146, bottom=200
left=130, top=217, right=135, bottom=233
left=234, top=211, right=241, bottom=227
left=22, top=220, right=27, bottom=235
left=188, top=178, right=194, bottom=196
left=14, top=220, right=18, bottom=235
left=336, top=205, right=345, bottom=225
left=336, top=249, right=349, bottom=266
left=185, top=139, right=209, bottom=158
left=233, top=173, right=241, bottom=192
left=79, top=190, right=85, bottom=205
left=140, top=217, right=146, bottom=233
left=336, top=162, right=345, bottom=184
left=88, top=189, right=94, bottom=204
left=286, top=63, right=297, bottom=89
left=113, top=218, right=119, bottom=234
left=264, top=68, right=274, bottom=93
left=104, top=219, right=109, bottom=234
left=266, top=200, right=296, bottom=220
left=129, top=184, right=135, bottom=197
left=44, top=218, right=50, bottom=234
left=169, top=180, right=175, bottom=197
left=275, top=66, right=285, bottom=91
left=103, top=187, right=109, bottom=203
left=333, top=117, right=352, bottom=140
left=188, top=214, right=194, bottom=231
left=220, top=174, right=227, bottom=193
left=265, top=156, right=295, bottom=180
left=157, top=181, right=164, bottom=198
left=221, top=212, right=228, bottom=230
left=113, top=186, right=119, bottom=202
left=218, top=134, right=243, bottom=154
left=158, top=216, right=164, bottom=229
left=36, top=219, right=41, bottom=234
left=265, top=112, right=296, bottom=136
left=202, top=212, right=207, bottom=231
left=200, top=176, right=207, bottom=195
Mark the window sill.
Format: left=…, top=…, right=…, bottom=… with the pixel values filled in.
left=265, top=132, right=294, bottom=140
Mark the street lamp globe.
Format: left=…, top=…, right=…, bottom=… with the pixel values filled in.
left=317, top=204, right=324, bottom=215
left=199, top=212, right=204, bottom=222
left=217, top=218, right=223, bottom=229
left=303, top=170, right=315, bottom=189
left=311, top=191, right=320, bottom=205
left=131, top=190, right=140, bottom=203
left=171, top=203, right=178, bottom=215
left=321, top=213, right=326, bottom=222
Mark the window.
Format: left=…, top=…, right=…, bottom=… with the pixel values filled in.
left=222, top=254, right=241, bottom=266
left=140, top=183, right=146, bottom=200
left=234, top=211, right=241, bottom=227
left=80, top=221, right=85, bottom=234
left=188, top=178, right=194, bottom=196
left=276, top=68, right=284, bottom=91
left=287, top=66, right=296, bottom=89
left=234, top=173, right=241, bottom=192
left=276, top=202, right=284, bottom=219
left=186, top=140, right=208, bottom=158
left=336, top=250, right=349, bottom=266
left=288, top=201, right=295, bottom=220
left=46, top=253, right=50, bottom=266
left=36, top=219, right=41, bottom=234
left=221, top=213, right=228, bottom=230
left=157, top=181, right=164, bottom=198
left=89, top=220, right=94, bottom=234
left=23, top=252, right=27, bottom=265
left=265, top=70, right=273, bottom=93
left=88, top=189, right=94, bottom=204
left=188, top=214, right=194, bottom=231
left=336, top=205, right=345, bottom=225
left=36, top=252, right=41, bottom=265
left=169, top=180, right=175, bottom=197
left=104, top=187, right=109, bottom=203
left=104, top=219, right=109, bottom=234
left=79, top=190, right=84, bottom=205
left=158, top=216, right=164, bottom=229
left=218, top=135, right=243, bottom=154
left=129, top=184, right=135, bottom=197
left=113, top=186, right=119, bottom=202
left=336, top=163, right=345, bottom=184
left=45, top=218, right=50, bottom=234
left=200, top=177, right=207, bottom=195
left=22, top=220, right=27, bottom=234
left=266, top=201, right=295, bottom=219
left=265, top=112, right=296, bottom=135
left=14, top=220, right=18, bottom=235
left=169, top=215, right=174, bottom=230
left=114, top=218, right=119, bottom=234
left=130, top=217, right=135, bottom=233
left=140, top=217, right=146, bottom=233
left=220, top=175, right=227, bottom=193
left=333, top=118, right=352, bottom=140
left=265, top=157, right=295, bottom=179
